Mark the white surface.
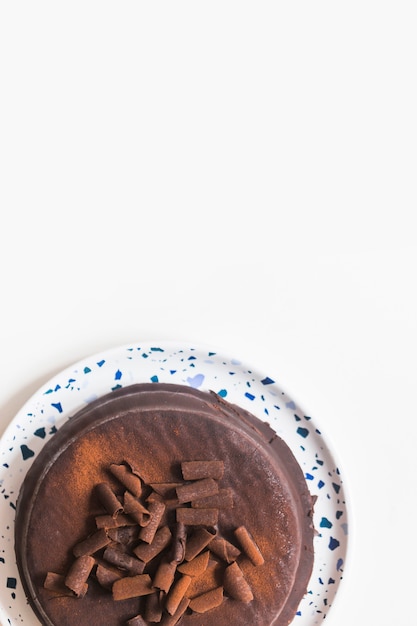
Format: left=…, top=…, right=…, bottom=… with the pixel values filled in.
left=0, top=3, right=416, bottom=625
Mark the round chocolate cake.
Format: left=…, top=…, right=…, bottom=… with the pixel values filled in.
left=15, top=383, right=315, bottom=626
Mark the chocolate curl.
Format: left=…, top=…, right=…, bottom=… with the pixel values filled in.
left=184, top=527, right=216, bottom=561
left=177, top=549, right=210, bottom=577
left=163, top=497, right=181, bottom=511
left=170, top=521, right=187, bottom=564
left=176, top=508, right=218, bottom=526
left=165, top=574, right=192, bottom=615
left=191, top=488, right=234, bottom=510
left=145, top=590, right=164, bottom=622
left=139, top=496, right=166, bottom=544
left=65, top=555, right=95, bottom=596
left=133, top=525, right=172, bottom=563
left=176, top=478, right=219, bottom=504
left=44, top=572, right=86, bottom=596
left=153, top=558, right=177, bottom=593
left=186, top=561, right=224, bottom=599
left=160, top=597, right=190, bottom=626
left=96, top=562, right=124, bottom=590
left=149, top=482, right=183, bottom=498
left=95, top=482, right=123, bottom=518
left=109, top=462, right=143, bottom=497
left=181, top=460, right=224, bottom=480
left=234, top=525, right=265, bottom=566
left=188, top=586, right=224, bottom=613
left=103, top=546, right=145, bottom=575
left=123, top=491, right=151, bottom=527
left=126, top=615, right=148, bottom=626
left=223, top=561, right=253, bottom=603
left=73, top=528, right=111, bottom=557
left=107, top=525, right=139, bottom=545
left=96, top=513, right=137, bottom=529
left=112, top=574, right=154, bottom=601
left=209, top=536, right=240, bottom=563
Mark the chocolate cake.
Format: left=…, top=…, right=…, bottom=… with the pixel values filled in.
left=14, top=383, right=315, bottom=626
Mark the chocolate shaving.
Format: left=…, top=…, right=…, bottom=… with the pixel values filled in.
left=103, top=546, right=145, bottom=575
left=139, top=496, right=166, bottom=544
left=176, top=477, right=219, bottom=504
left=149, top=482, right=183, bottom=498
left=181, top=460, right=224, bottom=480
left=95, top=513, right=136, bottom=529
left=123, top=491, right=151, bottom=527
left=184, top=527, right=216, bottom=561
left=159, top=596, right=190, bottom=626
left=109, top=462, right=143, bottom=497
left=65, top=555, right=95, bottom=596
left=209, top=536, right=241, bottom=563
left=73, top=528, right=111, bottom=557
left=112, top=574, right=154, bottom=600
left=145, top=590, right=164, bottom=622
left=176, top=507, right=218, bottom=526
left=96, top=562, right=124, bottom=590
left=95, top=482, right=123, bottom=518
left=191, top=487, right=234, bottom=510
left=107, top=525, right=139, bottom=545
left=188, top=585, right=224, bottom=613
left=234, top=525, right=265, bottom=566
left=170, top=521, right=187, bottom=563
left=177, top=549, right=210, bottom=577
left=44, top=572, right=83, bottom=596
left=185, top=559, right=224, bottom=599
left=133, top=525, right=172, bottom=563
left=153, top=558, right=177, bottom=593
left=165, top=574, right=192, bottom=615
left=223, top=561, right=254, bottom=602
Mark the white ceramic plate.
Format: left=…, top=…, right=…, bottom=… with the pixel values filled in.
left=0, top=342, right=349, bottom=625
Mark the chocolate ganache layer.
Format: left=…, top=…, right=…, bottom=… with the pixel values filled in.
left=14, top=383, right=315, bottom=626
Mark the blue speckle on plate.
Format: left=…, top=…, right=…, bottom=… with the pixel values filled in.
left=320, top=517, right=333, bottom=529
left=186, top=374, right=205, bottom=388
left=329, top=537, right=340, bottom=550
left=20, top=445, right=35, bottom=460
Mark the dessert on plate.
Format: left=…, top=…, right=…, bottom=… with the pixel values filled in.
left=14, top=383, right=315, bottom=626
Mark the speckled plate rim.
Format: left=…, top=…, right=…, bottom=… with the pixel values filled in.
left=0, top=341, right=350, bottom=625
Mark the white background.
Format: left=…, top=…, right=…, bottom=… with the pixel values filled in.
left=1, top=2, right=416, bottom=625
